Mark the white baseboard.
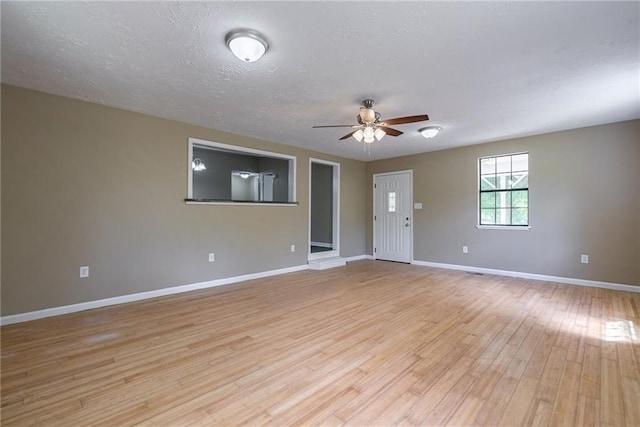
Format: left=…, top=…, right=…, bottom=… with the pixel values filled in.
left=310, top=241, right=333, bottom=248
left=344, top=254, right=374, bottom=262
left=308, top=257, right=347, bottom=270
left=411, top=260, right=639, bottom=293
left=0, top=264, right=309, bottom=326
left=9, top=256, right=628, bottom=326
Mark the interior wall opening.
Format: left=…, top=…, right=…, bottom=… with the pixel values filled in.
left=309, top=159, right=340, bottom=260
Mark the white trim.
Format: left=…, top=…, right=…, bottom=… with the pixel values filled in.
left=189, top=137, right=297, bottom=164
left=0, top=264, right=309, bottom=326
left=12, top=256, right=629, bottom=326
left=308, top=158, right=340, bottom=262
left=310, top=241, right=333, bottom=248
left=373, top=169, right=414, bottom=177
left=344, top=254, right=374, bottom=262
left=475, top=225, right=531, bottom=230
left=308, top=250, right=339, bottom=261
left=185, top=201, right=297, bottom=207
left=308, top=257, right=347, bottom=270
left=187, top=141, right=194, bottom=198
left=187, top=137, right=297, bottom=202
left=411, top=260, right=640, bottom=293
left=480, top=150, right=530, bottom=159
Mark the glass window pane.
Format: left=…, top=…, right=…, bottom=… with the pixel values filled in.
left=496, top=191, right=512, bottom=208
left=496, top=173, right=510, bottom=190
left=480, top=192, right=495, bottom=209
left=496, top=156, right=511, bottom=173
left=512, top=208, right=528, bottom=225
left=480, top=158, right=495, bottom=175
left=388, top=191, right=396, bottom=212
left=480, top=175, right=497, bottom=190
left=511, top=173, right=528, bottom=189
left=512, top=190, right=528, bottom=207
left=481, top=209, right=496, bottom=224
left=512, top=154, right=528, bottom=172
left=496, top=208, right=511, bottom=225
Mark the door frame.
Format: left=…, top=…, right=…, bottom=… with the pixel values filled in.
left=372, top=170, right=413, bottom=262
left=309, top=158, right=340, bottom=261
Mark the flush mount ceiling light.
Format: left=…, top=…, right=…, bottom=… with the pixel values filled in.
left=233, top=171, right=258, bottom=179
left=225, top=30, right=269, bottom=62
left=419, top=126, right=443, bottom=139
left=192, top=158, right=206, bottom=171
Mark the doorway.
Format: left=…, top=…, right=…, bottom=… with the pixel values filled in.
left=373, top=170, right=413, bottom=263
left=309, top=159, right=340, bottom=261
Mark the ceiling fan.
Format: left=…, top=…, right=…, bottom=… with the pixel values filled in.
left=312, top=99, right=430, bottom=143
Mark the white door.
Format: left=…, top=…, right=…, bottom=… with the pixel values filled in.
left=374, top=171, right=412, bottom=263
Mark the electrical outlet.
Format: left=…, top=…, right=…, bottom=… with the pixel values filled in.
left=290, top=244, right=295, bottom=252
left=581, top=254, right=589, bottom=264
left=80, top=266, right=89, bottom=278
left=462, top=246, right=469, bottom=254
left=208, top=253, right=215, bottom=263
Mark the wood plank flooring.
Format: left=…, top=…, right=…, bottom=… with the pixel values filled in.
left=2, top=260, right=639, bottom=426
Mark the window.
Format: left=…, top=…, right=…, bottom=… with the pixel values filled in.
left=187, top=138, right=296, bottom=205
left=388, top=191, right=396, bottom=212
left=479, top=153, right=528, bottom=226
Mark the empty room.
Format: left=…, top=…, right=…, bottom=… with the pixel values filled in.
left=1, top=2, right=639, bottom=426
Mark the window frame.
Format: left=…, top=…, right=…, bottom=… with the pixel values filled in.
left=476, top=152, right=530, bottom=230
left=186, top=137, right=297, bottom=206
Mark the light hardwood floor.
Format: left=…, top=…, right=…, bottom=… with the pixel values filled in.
left=2, top=261, right=639, bottom=426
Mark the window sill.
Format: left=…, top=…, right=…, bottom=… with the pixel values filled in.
left=185, top=198, right=298, bottom=207
left=476, top=225, right=530, bottom=230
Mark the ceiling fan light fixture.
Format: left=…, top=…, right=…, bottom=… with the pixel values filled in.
left=362, top=125, right=376, bottom=143
left=313, top=99, right=430, bottom=144
left=225, top=30, right=269, bottom=62
left=363, top=126, right=375, bottom=139
left=419, top=126, right=442, bottom=139
left=360, top=107, right=376, bottom=123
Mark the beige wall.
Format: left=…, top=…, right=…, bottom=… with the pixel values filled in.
left=367, top=120, right=640, bottom=286
left=1, top=85, right=367, bottom=315
left=2, top=84, right=638, bottom=317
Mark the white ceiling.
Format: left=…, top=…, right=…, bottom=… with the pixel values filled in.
left=2, top=1, right=638, bottom=161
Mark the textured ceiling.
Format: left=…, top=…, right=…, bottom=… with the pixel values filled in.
left=2, top=1, right=639, bottom=161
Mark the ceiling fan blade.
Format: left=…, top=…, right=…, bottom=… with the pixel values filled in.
left=380, top=114, right=430, bottom=126
left=339, top=130, right=358, bottom=140
left=378, top=126, right=403, bottom=137
left=312, top=124, right=358, bottom=128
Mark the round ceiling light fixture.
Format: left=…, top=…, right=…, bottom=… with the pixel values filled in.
left=225, top=29, right=269, bottom=62
left=419, top=126, right=443, bottom=139
left=192, top=158, right=206, bottom=171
